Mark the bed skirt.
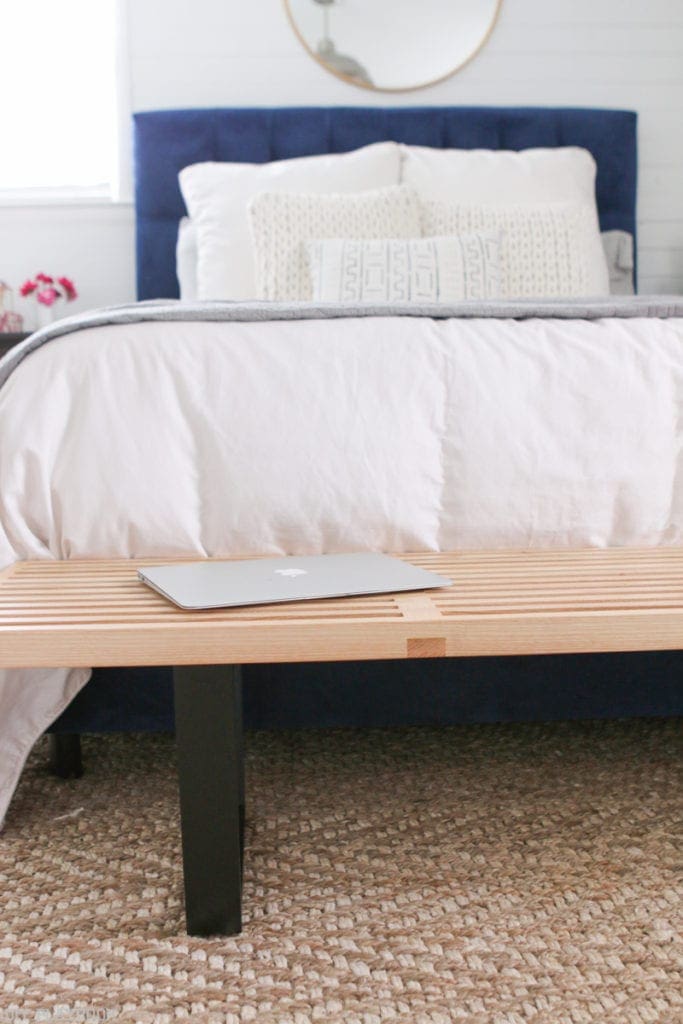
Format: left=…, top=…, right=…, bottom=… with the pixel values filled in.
left=51, top=656, right=683, bottom=735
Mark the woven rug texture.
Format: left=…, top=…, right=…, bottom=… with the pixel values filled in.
left=0, top=718, right=681, bottom=1024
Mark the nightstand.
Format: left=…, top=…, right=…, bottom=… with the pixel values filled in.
left=0, top=332, right=30, bottom=359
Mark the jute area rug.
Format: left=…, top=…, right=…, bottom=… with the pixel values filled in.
left=1, top=718, right=681, bottom=1024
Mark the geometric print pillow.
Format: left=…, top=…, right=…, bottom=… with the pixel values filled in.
left=308, top=234, right=502, bottom=303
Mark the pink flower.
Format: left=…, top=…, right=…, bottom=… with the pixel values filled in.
left=37, top=287, right=59, bottom=307
left=20, top=272, right=78, bottom=308
left=57, top=276, right=77, bottom=301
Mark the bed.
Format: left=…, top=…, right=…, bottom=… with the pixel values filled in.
left=1, top=105, right=682, bottom=820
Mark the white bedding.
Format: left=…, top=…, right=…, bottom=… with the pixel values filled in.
left=2, top=312, right=683, bottom=821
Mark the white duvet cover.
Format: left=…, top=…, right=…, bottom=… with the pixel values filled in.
left=1, top=313, right=683, bottom=821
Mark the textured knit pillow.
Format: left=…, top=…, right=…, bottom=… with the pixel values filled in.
left=248, top=186, right=421, bottom=301
left=421, top=201, right=609, bottom=299
left=308, top=234, right=502, bottom=303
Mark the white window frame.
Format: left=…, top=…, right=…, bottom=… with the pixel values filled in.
left=0, top=0, right=131, bottom=207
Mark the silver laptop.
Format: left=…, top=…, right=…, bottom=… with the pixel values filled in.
left=137, top=552, right=451, bottom=610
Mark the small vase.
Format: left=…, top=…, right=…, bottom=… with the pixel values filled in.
left=35, top=303, right=55, bottom=330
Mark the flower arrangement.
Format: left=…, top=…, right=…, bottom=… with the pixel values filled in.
left=20, top=272, right=78, bottom=308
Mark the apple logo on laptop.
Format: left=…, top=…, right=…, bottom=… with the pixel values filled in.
left=274, top=568, right=308, bottom=578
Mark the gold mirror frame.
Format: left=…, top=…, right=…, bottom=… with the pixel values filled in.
left=283, top=0, right=503, bottom=93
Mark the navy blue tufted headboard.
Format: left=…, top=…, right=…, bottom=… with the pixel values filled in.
left=133, top=106, right=637, bottom=301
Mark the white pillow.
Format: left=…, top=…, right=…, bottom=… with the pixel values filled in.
left=308, top=235, right=502, bottom=303
left=249, top=186, right=422, bottom=301
left=401, top=145, right=599, bottom=207
left=421, top=201, right=610, bottom=298
left=601, top=229, right=635, bottom=295
left=179, top=143, right=401, bottom=300
left=176, top=217, right=198, bottom=301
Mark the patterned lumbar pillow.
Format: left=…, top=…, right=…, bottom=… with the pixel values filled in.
left=248, top=186, right=421, bottom=301
left=421, top=201, right=609, bottom=298
left=308, top=234, right=502, bottom=303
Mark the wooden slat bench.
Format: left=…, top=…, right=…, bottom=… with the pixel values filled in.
left=1, top=548, right=682, bottom=936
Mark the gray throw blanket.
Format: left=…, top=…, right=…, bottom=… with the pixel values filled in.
left=2, top=295, right=683, bottom=391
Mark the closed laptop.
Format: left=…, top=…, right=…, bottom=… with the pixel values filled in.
left=138, top=552, right=451, bottom=610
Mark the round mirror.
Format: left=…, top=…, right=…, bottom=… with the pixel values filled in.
left=284, top=0, right=503, bottom=92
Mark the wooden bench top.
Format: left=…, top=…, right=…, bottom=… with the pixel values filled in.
left=1, top=548, right=683, bottom=668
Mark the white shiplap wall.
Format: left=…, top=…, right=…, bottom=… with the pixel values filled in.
left=1, top=0, right=681, bottom=315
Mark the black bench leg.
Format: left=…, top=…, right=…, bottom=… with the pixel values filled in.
left=48, top=734, right=83, bottom=779
left=173, top=664, right=244, bottom=937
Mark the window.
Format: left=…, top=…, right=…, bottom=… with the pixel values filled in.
left=0, top=0, right=119, bottom=200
